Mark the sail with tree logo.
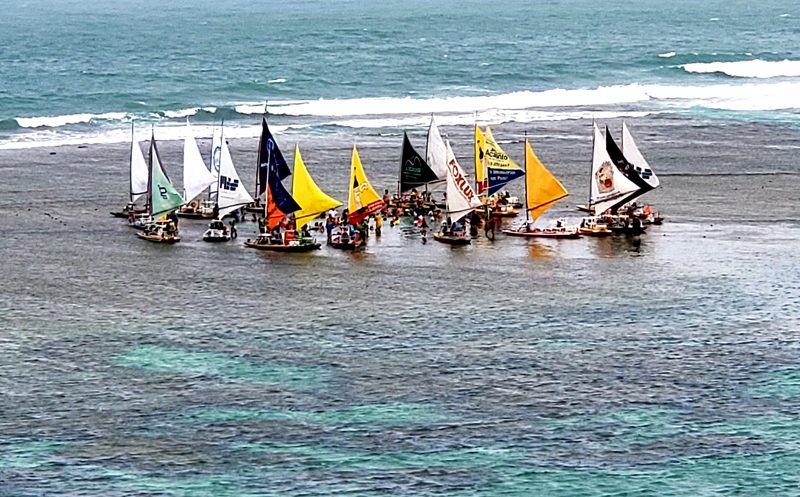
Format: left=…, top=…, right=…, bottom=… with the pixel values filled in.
left=483, top=126, right=525, bottom=196
left=216, top=128, right=254, bottom=219
left=292, top=145, right=342, bottom=229
left=433, top=139, right=482, bottom=245
left=399, top=132, right=440, bottom=192
left=347, top=146, right=385, bottom=225
left=588, top=123, right=639, bottom=215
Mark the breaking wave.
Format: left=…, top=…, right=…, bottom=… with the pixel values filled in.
left=682, top=59, right=800, bottom=79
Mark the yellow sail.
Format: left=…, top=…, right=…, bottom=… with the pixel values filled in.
left=474, top=125, right=486, bottom=194
left=484, top=126, right=522, bottom=171
left=291, top=145, right=342, bottom=229
left=525, top=138, right=569, bottom=221
left=347, top=145, right=385, bottom=224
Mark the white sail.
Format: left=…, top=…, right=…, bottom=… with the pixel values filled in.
left=216, top=137, right=254, bottom=219
left=130, top=135, right=149, bottom=203
left=590, top=123, right=639, bottom=215
left=210, top=125, right=222, bottom=183
left=444, top=139, right=482, bottom=219
left=183, top=120, right=215, bottom=203
left=622, top=122, right=660, bottom=189
left=425, top=116, right=449, bottom=181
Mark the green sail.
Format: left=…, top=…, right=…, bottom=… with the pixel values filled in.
left=150, top=138, right=185, bottom=217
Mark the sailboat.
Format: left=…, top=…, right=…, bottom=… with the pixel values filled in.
left=136, top=131, right=185, bottom=243
left=503, top=137, right=580, bottom=239
left=619, top=122, right=663, bottom=224
left=244, top=119, right=319, bottom=252
left=330, top=146, right=385, bottom=250
left=177, top=120, right=216, bottom=218
left=111, top=122, right=149, bottom=219
left=391, top=131, right=442, bottom=211
left=576, top=123, right=640, bottom=215
left=202, top=126, right=253, bottom=242
left=433, top=139, right=482, bottom=245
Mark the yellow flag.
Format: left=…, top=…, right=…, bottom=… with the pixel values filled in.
left=347, top=145, right=385, bottom=224
left=292, top=145, right=342, bottom=229
left=474, top=125, right=486, bottom=194
left=525, top=138, right=569, bottom=221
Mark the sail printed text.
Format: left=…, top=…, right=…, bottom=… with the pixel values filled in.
left=449, top=159, right=476, bottom=202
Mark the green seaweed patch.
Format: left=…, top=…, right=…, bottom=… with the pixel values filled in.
left=117, top=345, right=326, bottom=389
left=186, top=402, right=451, bottom=427
left=233, top=442, right=519, bottom=473
left=0, top=440, right=69, bottom=469
left=747, top=368, right=800, bottom=400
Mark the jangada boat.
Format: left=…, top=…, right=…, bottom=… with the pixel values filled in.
left=137, top=219, right=181, bottom=243
left=578, top=216, right=613, bottom=236
left=244, top=233, right=320, bottom=252
left=177, top=120, right=216, bottom=219
left=501, top=136, right=579, bottom=239
left=135, top=131, right=186, bottom=244
left=111, top=122, right=149, bottom=218
left=202, top=219, right=235, bottom=242
left=432, top=135, right=482, bottom=246
left=503, top=222, right=581, bottom=239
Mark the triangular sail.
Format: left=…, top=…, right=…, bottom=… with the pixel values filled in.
left=605, top=126, right=654, bottom=209
left=524, top=138, right=569, bottom=221
left=149, top=135, right=185, bottom=217
left=130, top=125, right=149, bottom=203
left=263, top=127, right=300, bottom=230
left=183, top=120, right=215, bottom=203
left=292, top=145, right=342, bottom=229
left=400, top=132, right=439, bottom=192
left=444, top=139, right=482, bottom=220
left=425, top=116, right=448, bottom=181
left=622, top=122, right=660, bottom=189
left=474, top=125, right=487, bottom=195
left=256, top=118, right=289, bottom=199
left=216, top=135, right=254, bottom=219
left=484, top=127, right=525, bottom=196
left=347, top=146, right=385, bottom=225
left=589, top=123, right=639, bottom=215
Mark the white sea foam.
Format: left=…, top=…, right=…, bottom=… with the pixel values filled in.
left=658, top=52, right=676, bottom=58
left=162, top=106, right=217, bottom=118
left=15, top=112, right=128, bottom=128
left=268, top=78, right=287, bottom=84
left=682, top=59, right=800, bottom=78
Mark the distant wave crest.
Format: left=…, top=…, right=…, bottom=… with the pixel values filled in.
left=682, top=59, right=800, bottom=79
left=16, top=112, right=128, bottom=128
left=658, top=52, right=676, bottom=58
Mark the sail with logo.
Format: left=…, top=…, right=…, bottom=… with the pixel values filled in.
left=215, top=128, right=254, bottom=219
left=433, top=139, right=482, bottom=245
left=399, top=132, right=440, bottom=192
left=482, top=126, right=525, bottom=196
left=136, top=131, right=184, bottom=243
left=587, top=123, right=639, bottom=215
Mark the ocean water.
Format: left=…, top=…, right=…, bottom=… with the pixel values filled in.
left=2, top=1, right=800, bottom=496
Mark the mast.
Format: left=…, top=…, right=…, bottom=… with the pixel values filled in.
left=588, top=119, right=595, bottom=214
left=254, top=101, right=268, bottom=201
left=146, top=128, right=154, bottom=216
left=524, top=131, right=529, bottom=223
left=129, top=121, right=135, bottom=203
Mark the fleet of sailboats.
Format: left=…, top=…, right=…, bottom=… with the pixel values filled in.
left=115, top=116, right=662, bottom=249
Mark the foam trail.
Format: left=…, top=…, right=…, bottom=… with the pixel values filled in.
left=658, top=52, right=676, bottom=58
left=682, top=60, right=800, bottom=78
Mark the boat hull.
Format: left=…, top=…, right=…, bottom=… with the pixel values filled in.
left=136, top=232, right=181, bottom=243
left=244, top=240, right=321, bottom=252
left=503, top=228, right=581, bottom=239
left=433, top=232, right=471, bottom=245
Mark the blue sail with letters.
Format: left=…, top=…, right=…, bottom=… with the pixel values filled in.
left=216, top=128, right=254, bottom=219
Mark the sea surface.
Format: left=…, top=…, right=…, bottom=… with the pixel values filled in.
left=2, top=1, right=800, bottom=496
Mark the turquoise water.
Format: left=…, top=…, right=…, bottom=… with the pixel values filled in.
left=1, top=0, right=799, bottom=146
